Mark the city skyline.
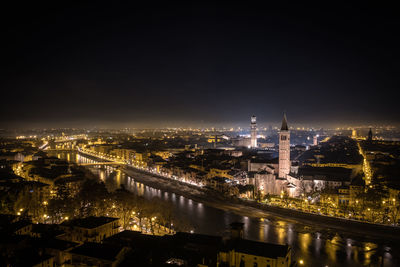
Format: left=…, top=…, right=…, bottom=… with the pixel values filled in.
left=2, top=3, right=400, bottom=266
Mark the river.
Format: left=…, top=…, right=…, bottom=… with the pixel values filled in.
left=52, top=151, right=399, bottom=267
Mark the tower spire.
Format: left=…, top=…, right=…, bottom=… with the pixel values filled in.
left=278, top=112, right=290, bottom=178
left=368, top=128, right=373, bottom=141
left=250, top=115, right=257, bottom=148
left=281, top=112, right=288, bottom=131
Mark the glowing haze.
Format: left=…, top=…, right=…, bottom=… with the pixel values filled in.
left=1, top=3, right=399, bottom=128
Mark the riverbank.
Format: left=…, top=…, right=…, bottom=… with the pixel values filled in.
left=70, top=149, right=400, bottom=241
left=124, top=166, right=400, bottom=242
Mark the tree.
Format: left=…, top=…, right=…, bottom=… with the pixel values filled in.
left=263, top=193, right=271, bottom=204
left=238, top=184, right=255, bottom=199
left=134, top=196, right=147, bottom=230
left=281, top=191, right=291, bottom=208
left=76, top=179, right=109, bottom=217
left=154, top=198, right=174, bottom=233
left=113, top=187, right=137, bottom=229
left=356, top=185, right=388, bottom=223
left=13, top=183, right=47, bottom=222
left=388, top=192, right=400, bottom=225
left=298, top=178, right=307, bottom=197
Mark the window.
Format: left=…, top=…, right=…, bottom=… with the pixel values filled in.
left=281, top=136, right=287, bottom=141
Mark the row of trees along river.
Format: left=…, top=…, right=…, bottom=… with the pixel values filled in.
left=50, top=151, right=400, bottom=267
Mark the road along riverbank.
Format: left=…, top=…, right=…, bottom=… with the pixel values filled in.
left=52, top=150, right=399, bottom=266
left=70, top=149, right=400, bottom=242
left=123, top=166, right=400, bottom=242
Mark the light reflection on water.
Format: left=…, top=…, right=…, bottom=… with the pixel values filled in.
left=54, top=151, right=400, bottom=267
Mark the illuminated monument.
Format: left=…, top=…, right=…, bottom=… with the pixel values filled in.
left=313, top=135, right=319, bottom=146
left=278, top=113, right=290, bottom=178
left=250, top=115, right=257, bottom=148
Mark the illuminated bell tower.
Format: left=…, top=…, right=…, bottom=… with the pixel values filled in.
left=279, top=113, right=290, bottom=178
left=250, top=115, right=257, bottom=148
left=313, top=135, right=319, bottom=146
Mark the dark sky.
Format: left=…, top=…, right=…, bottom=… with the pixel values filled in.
left=2, top=2, right=399, bottom=128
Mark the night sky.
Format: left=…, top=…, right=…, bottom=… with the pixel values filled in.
left=2, top=2, right=400, bottom=128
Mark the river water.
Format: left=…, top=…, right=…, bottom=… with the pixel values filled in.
left=53, top=151, right=399, bottom=267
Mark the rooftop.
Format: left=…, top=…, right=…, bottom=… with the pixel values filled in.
left=225, top=239, right=290, bottom=258
left=35, top=237, right=78, bottom=251
left=297, top=166, right=353, bottom=182
left=32, top=223, right=65, bottom=238
left=104, top=230, right=164, bottom=247
left=171, top=232, right=222, bottom=246
left=70, top=242, right=126, bottom=261
left=61, top=216, right=119, bottom=229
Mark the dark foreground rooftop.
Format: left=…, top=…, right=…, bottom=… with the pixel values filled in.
left=60, top=216, right=119, bottom=229
left=70, top=242, right=126, bottom=261
left=224, top=238, right=290, bottom=258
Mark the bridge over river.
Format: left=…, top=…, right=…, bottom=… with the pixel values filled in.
left=49, top=150, right=400, bottom=267
left=78, top=162, right=124, bottom=166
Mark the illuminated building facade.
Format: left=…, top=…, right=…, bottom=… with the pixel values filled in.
left=278, top=113, right=290, bottom=178
left=60, top=216, right=120, bottom=243
left=250, top=115, right=257, bottom=148
left=313, top=135, right=319, bottom=146
left=352, top=129, right=357, bottom=139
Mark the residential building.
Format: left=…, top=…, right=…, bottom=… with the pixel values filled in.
left=60, top=216, right=120, bottom=243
